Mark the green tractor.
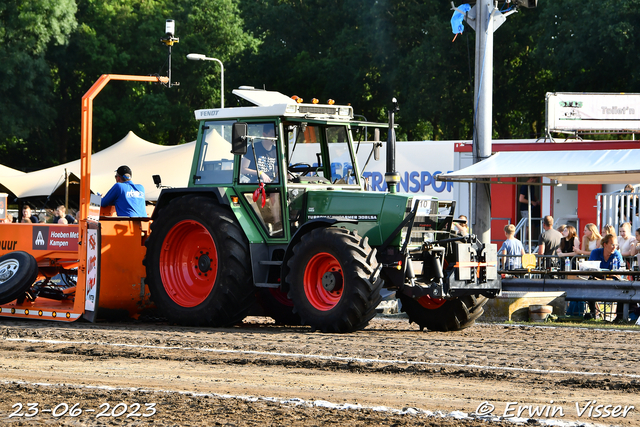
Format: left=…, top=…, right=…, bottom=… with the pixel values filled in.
left=144, top=87, right=500, bottom=332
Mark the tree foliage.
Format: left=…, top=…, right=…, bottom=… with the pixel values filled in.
left=0, top=0, right=77, bottom=169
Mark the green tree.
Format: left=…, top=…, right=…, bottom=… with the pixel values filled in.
left=535, top=0, right=640, bottom=92
left=0, top=0, right=77, bottom=170
left=239, top=0, right=385, bottom=123
left=48, top=0, right=259, bottom=164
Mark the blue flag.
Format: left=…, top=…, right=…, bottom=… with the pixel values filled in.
left=451, top=4, right=471, bottom=35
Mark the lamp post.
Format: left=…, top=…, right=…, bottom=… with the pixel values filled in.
left=187, top=53, right=224, bottom=108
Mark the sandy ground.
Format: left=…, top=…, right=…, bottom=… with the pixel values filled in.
left=0, top=316, right=638, bottom=426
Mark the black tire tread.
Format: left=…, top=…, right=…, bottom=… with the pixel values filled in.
left=144, top=196, right=255, bottom=327
left=399, top=293, right=488, bottom=332
left=0, top=251, right=39, bottom=305
left=286, top=227, right=382, bottom=333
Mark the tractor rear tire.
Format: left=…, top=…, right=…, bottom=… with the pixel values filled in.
left=0, top=251, right=39, bottom=305
left=286, top=227, right=382, bottom=333
left=398, top=294, right=488, bottom=332
left=256, top=288, right=301, bottom=326
left=144, top=196, right=255, bottom=327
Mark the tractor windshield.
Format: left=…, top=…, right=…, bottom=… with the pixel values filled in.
left=287, top=123, right=357, bottom=185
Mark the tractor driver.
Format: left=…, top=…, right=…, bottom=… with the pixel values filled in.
left=101, top=165, right=147, bottom=217
left=240, top=124, right=278, bottom=184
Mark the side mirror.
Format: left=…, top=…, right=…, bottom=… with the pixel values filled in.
left=232, top=122, right=248, bottom=155
left=152, top=175, right=162, bottom=188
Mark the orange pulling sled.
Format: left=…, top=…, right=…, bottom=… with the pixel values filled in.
left=0, top=75, right=168, bottom=322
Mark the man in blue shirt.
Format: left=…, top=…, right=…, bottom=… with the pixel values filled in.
left=588, top=234, right=623, bottom=270
left=101, top=165, right=147, bottom=217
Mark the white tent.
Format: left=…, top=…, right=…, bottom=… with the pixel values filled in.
left=438, top=149, right=640, bottom=184
left=0, top=132, right=196, bottom=201
left=0, top=164, right=25, bottom=195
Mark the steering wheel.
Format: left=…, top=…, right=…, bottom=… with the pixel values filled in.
left=288, top=162, right=313, bottom=177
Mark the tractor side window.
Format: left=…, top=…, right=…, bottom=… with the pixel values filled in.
left=195, top=121, right=234, bottom=184
left=287, top=124, right=326, bottom=180
left=326, top=125, right=357, bottom=185
left=240, top=122, right=279, bottom=184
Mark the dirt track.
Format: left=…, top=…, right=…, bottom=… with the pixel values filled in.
left=0, top=316, right=638, bottom=426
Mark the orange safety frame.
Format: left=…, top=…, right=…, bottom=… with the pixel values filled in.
left=0, top=74, right=168, bottom=322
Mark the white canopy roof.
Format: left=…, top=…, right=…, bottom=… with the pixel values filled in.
left=438, top=149, right=640, bottom=184
left=0, top=164, right=25, bottom=195
left=0, top=132, right=195, bottom=201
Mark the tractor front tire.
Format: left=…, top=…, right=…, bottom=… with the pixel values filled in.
left=286, top=227, right=382, bottom=333
left=144, top=196, right=255, bottom=327
left=0, top=251, right=39, bottom=305
left=398, top=294, right=488, bottom=332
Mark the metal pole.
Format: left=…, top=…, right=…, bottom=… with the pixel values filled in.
left=168, top=45, right=172, bottom=88
left=209, top=58, right=225, bottom=108
left=527, top=185, right=532, bottom=252
left=385, top=99, right=400, bottom=194
left=473, top=0, right=494, bottom=245
left=64, top=168, right=69, bottom=212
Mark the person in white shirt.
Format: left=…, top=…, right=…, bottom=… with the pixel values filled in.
left=617, top=222, right=634, bottom=258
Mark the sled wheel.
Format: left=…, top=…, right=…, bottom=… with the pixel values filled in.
left=399, top=293, right=488, bottom=332
left=0, top=251, right=39, bottom=305
left=144, top=196, right=255, bottom=327
left=256, top=288, right=301, bottom=326
left=286, top=227, right=382, bottom=333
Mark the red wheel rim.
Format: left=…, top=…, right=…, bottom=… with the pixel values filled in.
left=303, top=252, right=343, bottom=311
left=269, top=288, right=294, bottom=307
left=417, top=295, right=446, bottom=309
left=159, top=220, right=218, bottom=307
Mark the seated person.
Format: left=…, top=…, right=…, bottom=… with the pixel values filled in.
left=452, top=215, right=469, bottom=236
left=240, top=124, right=278, bottom=183
left=53, top=205, right=76, bottom=224
left=22, top=204, right=39, bottom=223
left=588, top=234, right=625, bottom=322
left=101, top=165, right=147, bottom=217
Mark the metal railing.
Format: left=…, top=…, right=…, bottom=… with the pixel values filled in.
left=598, top=188, right=640, bottom=234
left=498, top=253, right=638, bottom=272
left=499, top=253, right=640, bottom=320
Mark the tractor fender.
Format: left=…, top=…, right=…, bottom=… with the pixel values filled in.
left=280, top=218, right=357, bottom=294
left=151, top=188, right=229, bottom=220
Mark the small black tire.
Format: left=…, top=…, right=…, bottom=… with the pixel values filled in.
left=0, top=251, right=39, bottom=305
left=286, top=227, right=382, bottom=333
left=399, top=294, right=488, bottom=332
left=144, top=196, right=256, bottom=327
left=256, top=288, right=301, bottom=325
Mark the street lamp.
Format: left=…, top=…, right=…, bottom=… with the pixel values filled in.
left=187, top=53, right=224, bottom=108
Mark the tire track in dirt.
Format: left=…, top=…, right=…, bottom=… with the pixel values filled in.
left=0, top=318, right=638, bottom=426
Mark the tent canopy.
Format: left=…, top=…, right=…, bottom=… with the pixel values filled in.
left=438, top=149, right=640, bottom=184
left=0, top=132, right=196, bottom=202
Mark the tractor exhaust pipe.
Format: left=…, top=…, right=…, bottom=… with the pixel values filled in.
left=385, top=98, right=401, bottom=193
